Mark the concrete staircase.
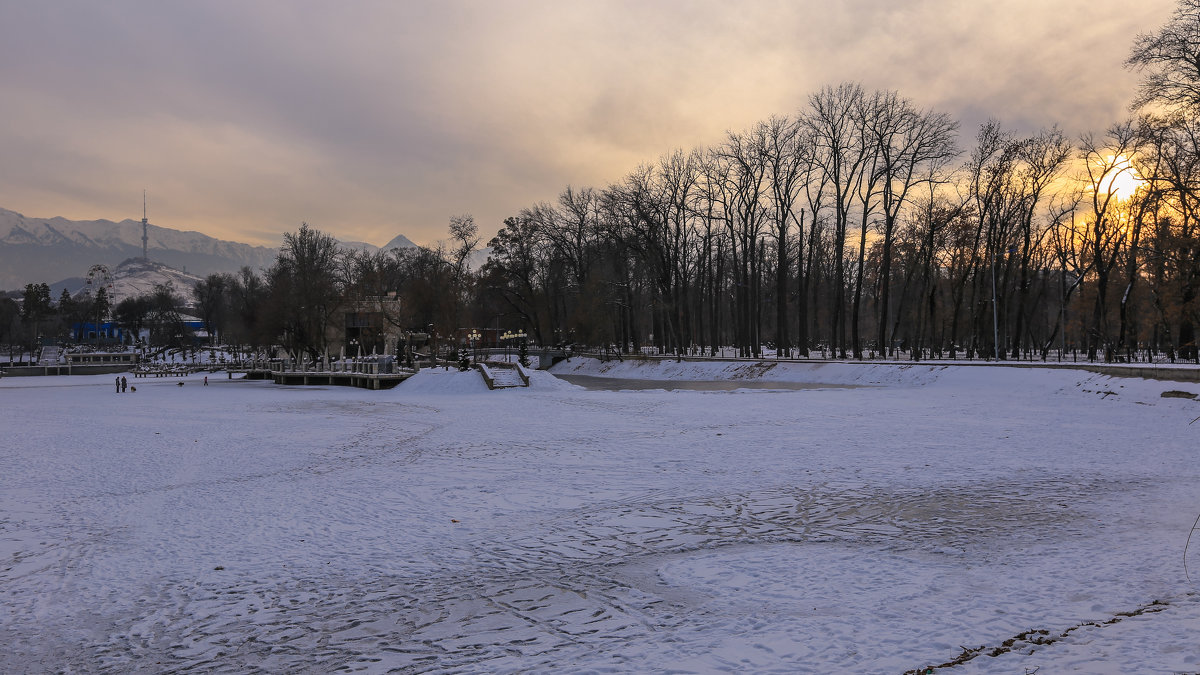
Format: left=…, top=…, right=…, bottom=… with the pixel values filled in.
left=478, top=363, right=529, bottom=389
left=39, top=346, right=63, bottom=364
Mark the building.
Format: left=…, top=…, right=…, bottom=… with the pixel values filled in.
left=335, top=295, right=405, bottom=356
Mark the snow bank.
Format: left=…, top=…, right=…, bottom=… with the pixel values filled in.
left=391, top=368, right=570, bottom=394
left=552, top=355, right=1200, bottom=399
left=550, top=355, right=952, bottom=386
left=392, top=368, right=490, bottom=394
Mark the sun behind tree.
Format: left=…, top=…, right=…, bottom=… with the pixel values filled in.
left=1095, top=154, right=1144, bottom=199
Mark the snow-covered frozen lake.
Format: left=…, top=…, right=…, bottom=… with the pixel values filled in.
left=2, top=359, right=1199, bottom=673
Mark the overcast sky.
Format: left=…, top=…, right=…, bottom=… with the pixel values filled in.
left=0, top=1, right=1177, bottom=248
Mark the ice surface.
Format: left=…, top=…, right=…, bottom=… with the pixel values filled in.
left=2, top=360, right=1198, bottom=673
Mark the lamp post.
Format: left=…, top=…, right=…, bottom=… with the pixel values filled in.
left=514, top=330, right=528, bottom=367
left=468, top=329, right=481, bottom=364
left=501, top=330, right=528, bottom=365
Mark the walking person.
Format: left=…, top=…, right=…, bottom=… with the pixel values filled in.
left=203, top=375, right=208, bottom=386
left=115, top=376, right=120, bottom=393
left=120, top=376, right=127, bottom=393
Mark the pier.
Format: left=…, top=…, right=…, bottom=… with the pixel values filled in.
left=226, top=357, right=416, bottom=390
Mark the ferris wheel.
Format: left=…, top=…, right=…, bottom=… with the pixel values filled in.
left=85, top=264, right=115, bottom=300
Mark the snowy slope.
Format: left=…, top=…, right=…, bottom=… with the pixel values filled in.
left=54, top=258, right=203, bottom=303
left=107, top=258, right=204, bottom=301
left=381, top=233, right=417, bottom=250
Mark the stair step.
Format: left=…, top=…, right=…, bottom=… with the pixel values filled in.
left=485, top=365, right=527, bottom=388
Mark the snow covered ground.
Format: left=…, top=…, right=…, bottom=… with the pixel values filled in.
left=2, top=359, right=1198, bottom=673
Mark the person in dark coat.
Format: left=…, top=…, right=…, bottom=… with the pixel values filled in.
left=116, top=376, right=121, bottom=393
left=120, top=376, right=127, bottom=392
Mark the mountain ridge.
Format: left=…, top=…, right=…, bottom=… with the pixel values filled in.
left=0, top=207, right=427, bottom=290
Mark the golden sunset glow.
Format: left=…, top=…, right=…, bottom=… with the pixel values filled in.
left=1096, top=154, right=1145, bottom=199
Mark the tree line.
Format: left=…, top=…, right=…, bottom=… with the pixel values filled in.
left=184, top=218, right=483, bottom=361
left=482, top=5, right=1200, bottom=363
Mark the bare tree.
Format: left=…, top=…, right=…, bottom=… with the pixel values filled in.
left=1127, top=0, right=1200, bottom=113
left=620, top=149, right=702, bottom=355
left=804, top=83, right=871, bottom=357
left=716, top=128, right=770, bottom=356
left=1134, top=113, right=1200, bottom=360
left=763, top=115, right=809, bottom=357
left=964, top=120, right=1025, bottom=359
left=1079, top=122, right=1142, bottom=361
left=698, top=150, right=736, bottom=355
left=193, top=273, right=231, bottom=346
left=1007, top=128, right=1073, bottom=358
left=269, top=223, right=345, bottom=361
left=483, top=214, right=551, bottom=343
left=867, top=91, right=959, bottom=357
left=448, top=214, right=481, bottom=279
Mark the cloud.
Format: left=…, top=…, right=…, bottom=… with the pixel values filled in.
left=0, top=0, right=1179, bottom=248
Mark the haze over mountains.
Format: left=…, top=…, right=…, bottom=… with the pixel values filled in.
left=0, top=207, right=420, bottom=291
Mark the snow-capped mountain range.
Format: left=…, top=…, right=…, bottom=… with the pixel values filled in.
left=0, top=207, right=427, bottom=291
left=0, top=207, right=279, bottom=291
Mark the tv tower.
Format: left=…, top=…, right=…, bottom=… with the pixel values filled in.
left=141, top=190, right=149, bottom=260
